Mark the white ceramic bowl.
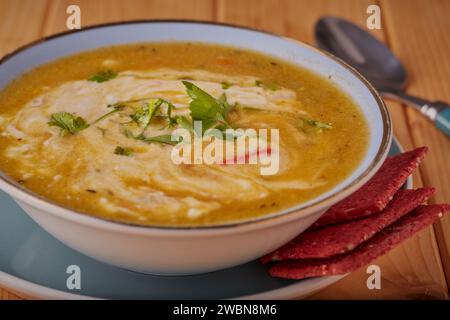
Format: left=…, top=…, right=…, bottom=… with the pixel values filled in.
left=0, top=21, right=392, bottom=275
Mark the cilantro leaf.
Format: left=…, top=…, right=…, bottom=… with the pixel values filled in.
left=304, top=119, right=332, bottom=129
left=88, top=70, right=117, bottom=83
left=131, top=98, right=163, bottom=132
left=221, top=81, right=233, bottom=90
left=255, top=80, right=279, bottom=91
left=298, top=118, right=332, bottom=134
left=123, top=129, right=137, bottom=139
left=123, top=129, right=179, bottom=146
left=182, top=81, right=232, bottom=133
left=218, top=93, right=234, bottom=117
left=141, top=134, right=179, bottom=146
left=114, top=146, right=133, bottom=156
left=48, top=112, right=89, bottom=136
left=175, top=115, right=193, bottom=131
left=92, top=104, right=125, bottom=124
left=160, top=99, right=177, bottom=126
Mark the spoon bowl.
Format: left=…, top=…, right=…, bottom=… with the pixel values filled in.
left=315, top=16, right=407, bottom=92
left=315, top=16, right=450, bottom=137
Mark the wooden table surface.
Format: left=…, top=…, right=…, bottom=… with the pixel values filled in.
left=0, top=0, right=449, bottom=300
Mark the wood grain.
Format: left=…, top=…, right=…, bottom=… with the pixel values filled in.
left=0, top=0, right=449, bottom=299
left=380, top=0, right=450, bottom=289
left=42, top=0, right=215, bottom=35
left=0, top=0, right=49, bottom=56
left=0, top=0, right=49, bottom=300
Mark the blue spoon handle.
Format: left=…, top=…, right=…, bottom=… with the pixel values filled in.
left=435, top=105, right=450, bottom=137
left=382, top=91, right=450, bottom=138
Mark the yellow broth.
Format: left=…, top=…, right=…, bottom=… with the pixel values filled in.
left=0, top=42, right=369, bottom=226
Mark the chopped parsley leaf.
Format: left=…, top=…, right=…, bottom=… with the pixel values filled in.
left=88, top=70, right=117, bottom=83
left=123, top=130, right=179, bottom=146
left=141, top=134, right=179, bottom=146
left=131, top=98, right=163, bottom=132
left=182, top=81, right=233, bottom=134
left=255, top=80, right=279, bottom=91
left=304, top=119, right=332, bottom=129
left=175, top=115, right=193, bottom=131
left=92, top=104, right=125, bottom=124
left=114, top=146, right=133, bottom=156
left=48, top=112, right=89, bottom=136
left=221, top=81, right=233, bottom=90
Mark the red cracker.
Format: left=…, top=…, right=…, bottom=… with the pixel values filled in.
left=313, top=147, right=428, bottom=228
left=269, top=204, right=450, bottom=279
left=261, top=188, right=435, bottom=263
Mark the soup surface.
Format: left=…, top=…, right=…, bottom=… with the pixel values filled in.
left=0, top=43, right=368, bottom=226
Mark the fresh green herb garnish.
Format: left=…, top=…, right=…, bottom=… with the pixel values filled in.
left=48, top=112, right=89, bottom=136
left=88, top=70, right=117, bottom=83
left=123, top=129, right=136, bottom=139
left=303, top=119, right=332, bottom=129
left=240, top=105, right=264, bottom=112
left=141, top=134, right=179, bottom=146
left=255, top=80, right=279, bottom=91
left=163, top=99, right=177, bottom=126
left=148, top=98, right=178, bottom=128
left=175, top=115, right=193, bottom=131
left=123, top=129, right=179, bottom=146
left=221, top=81, right=233, bottom=90
left=182, top=81, right=233, bottom=134
left=297, top=118, right=332, bottom=134
left=131, top=98, right=163, bottom=133
left=92, top=104, right=125, bottom=124
left=114, top=146, right=133, bottom=156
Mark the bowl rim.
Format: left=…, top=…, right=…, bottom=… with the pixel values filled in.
left=0, top=19, right=392, bottom=233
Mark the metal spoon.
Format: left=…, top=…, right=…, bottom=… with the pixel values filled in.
left=315, top=16, right=450, bottom=137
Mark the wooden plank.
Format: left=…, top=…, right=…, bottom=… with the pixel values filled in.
left=218, top=0, right=448, bottom=299
left=42, top=0, right=215, bottom=35
left=0, top=285, right=32, bottom=300
left=217, top=0, right=386, bottom=42
left=380, top=0, right=450, bottom=289
left=5, top=292, right=23, bottom=300
left=0, top=0, right=49, bottom=301
left=0, top=0, right=49, bottom=56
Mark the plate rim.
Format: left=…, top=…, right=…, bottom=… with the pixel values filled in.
left=0, top=137, right=408, bottom=300
left=0, top=269, right=346, bottom=300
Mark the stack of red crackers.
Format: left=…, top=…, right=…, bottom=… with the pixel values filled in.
left=261, top=147, right=450, bottom=279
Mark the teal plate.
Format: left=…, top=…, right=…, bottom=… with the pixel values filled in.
left=0, top=139, right=406, bottom=299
